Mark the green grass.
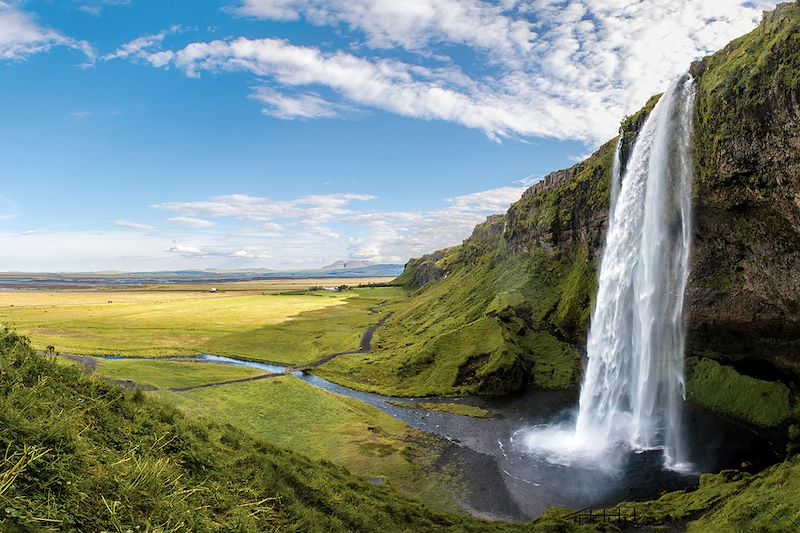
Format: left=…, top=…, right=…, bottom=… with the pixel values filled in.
left=85, top=356, right=466, bottom=505
left=688, top=456, right=800, bottom=532
left=388, top=402, right=491, bottom=418
left=160, top=376, right=461, bottom=510
left=686, top=357, right=794, bottom=427
left=94, top=358, right=267, bottom=390
left=0, top=326, right=543, bottom=532
left=204, top=288, right=405, bottom=365
left=600, top=458, right=800, bottom=531
left=0, top=287, right=405, bottom=366
left=605, top=470, right=753, bottom=526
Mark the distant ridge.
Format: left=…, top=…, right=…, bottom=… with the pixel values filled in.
left=321, top=260, right=374, bottom=270
left=0, top=263, right=405, bottom=288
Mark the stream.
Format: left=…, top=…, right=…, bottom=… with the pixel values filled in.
left=119, top=353, right=776, bottom=521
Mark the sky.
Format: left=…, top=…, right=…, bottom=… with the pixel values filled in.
left=0, top=0, right=777, bottom=272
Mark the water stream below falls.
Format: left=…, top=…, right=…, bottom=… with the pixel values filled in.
left=149, top=354, right=775, bottom=521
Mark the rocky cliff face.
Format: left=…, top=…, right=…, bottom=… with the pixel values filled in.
left=685, top=2, right=800, bottom=375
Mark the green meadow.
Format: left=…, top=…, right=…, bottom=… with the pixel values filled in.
left=65, top=352, right=465, bottom=511
left=0, top=284, right=406, bottom=365
left=160, top=375, right=461, bottom=510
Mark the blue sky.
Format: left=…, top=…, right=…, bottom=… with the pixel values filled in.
left=0, top=0, right=774, bottom=271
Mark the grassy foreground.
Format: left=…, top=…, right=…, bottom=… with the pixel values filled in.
left=161, top=376, right=460, bottom=510
left=0, top=327, right=541, bottom=532
left=11, top=327, right=800, bottom=531
left=71, top=357, right=479, bottom=513
left=0, top=285, right=405, bottom=365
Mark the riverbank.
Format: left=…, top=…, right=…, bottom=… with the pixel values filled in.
left=63, top=351, right=778, bottom=521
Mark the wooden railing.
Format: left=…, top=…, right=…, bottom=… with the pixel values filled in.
left=563, top=506, right=636, bottom=526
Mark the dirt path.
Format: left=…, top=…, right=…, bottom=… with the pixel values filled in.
left=295, top=311, right=393, bottom=370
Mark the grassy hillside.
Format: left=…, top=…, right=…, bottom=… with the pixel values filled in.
left=161, top=376, right=461, bottom=510
left=319, top=140, right=619, bottom=397
left=595, top=458, right=800, bottom=531
left=0, top=326, right=547, bottom=532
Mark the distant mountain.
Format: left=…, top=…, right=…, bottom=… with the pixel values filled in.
left=321, top=260, right=374, bottom=270
left=0, top=263, right=405, bottom=287
left=319, top=263, right=404, bottom=277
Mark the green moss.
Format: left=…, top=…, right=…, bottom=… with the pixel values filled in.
left=601, top=457, right=800, bottom=531
left=620, top=93, right=662, bottom=132
left=688, top=456, right=800, bottom=532
left=607, top=470, right=752, bottom=525
left=523, top=330, right=580, bottom=389
left=686, top=357, right=793, bottom=427
left=504, top=138, right=617, bottom=251
left=553, top=251, right=597, bottom=333
left=693, top=4, right=800, bottom=196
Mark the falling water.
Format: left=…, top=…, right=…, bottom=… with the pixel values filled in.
left=523, top=74, right=696, bottom=471
left=575, top=73, right=696, bottom=469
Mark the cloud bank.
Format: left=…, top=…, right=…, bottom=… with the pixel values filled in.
left=110, top=0, right=775, bottom=142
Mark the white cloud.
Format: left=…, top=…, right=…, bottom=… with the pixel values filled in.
left=342, top=185, right=526, bottom=263
left=114, top=219, right=154, bottom=230
left=119, top=0, right=775, bottom=142
left=169, top=243, right=203, bottom=254
left=102, top=26, right=180, bottom=65
left=70, top=109, right=122, bottom=119
left=154, top=186, right=525, bottom=265
left=77, top=1, right=131, bottom=17
left=250, top=87, right=345, bottom=119
left=233, top=0, right=535, bottom=64
left=167, top=216, right=214, bottom=229
left=154, top=193, right=377, bottom=226
left=1, top=182, right=527, bottom=271
left=0, top=2, right=95, bottom=63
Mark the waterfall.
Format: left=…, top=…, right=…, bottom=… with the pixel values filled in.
left=574, top=73, right=696, bottom=469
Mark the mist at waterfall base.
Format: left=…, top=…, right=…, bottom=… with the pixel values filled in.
left=521, top=74, right=697, bottom=480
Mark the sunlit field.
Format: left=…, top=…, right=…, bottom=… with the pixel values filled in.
left=0, top=280, right=404, bottom=363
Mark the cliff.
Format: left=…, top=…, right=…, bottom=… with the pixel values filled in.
left=323, top=5, right=800, bottom=435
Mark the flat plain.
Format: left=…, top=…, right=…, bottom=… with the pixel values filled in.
left=0, top=278, right=403, bottom=364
